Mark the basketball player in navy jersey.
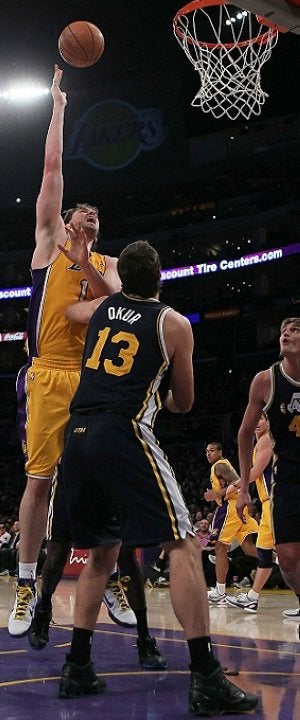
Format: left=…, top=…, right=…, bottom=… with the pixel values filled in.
left=56, top=239, right=258, bottom=715
left=237, top=318, right=300, bottom=609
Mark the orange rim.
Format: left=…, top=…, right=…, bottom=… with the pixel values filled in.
left=256, top=14, right=289, bottom=34
left=173, top=0, right=278, bottom=49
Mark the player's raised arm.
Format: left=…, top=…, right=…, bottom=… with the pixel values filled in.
left=33, top=65, right=67, bottom=269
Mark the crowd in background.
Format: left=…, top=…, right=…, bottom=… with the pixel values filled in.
left=0, top=358, right=270, bottom=524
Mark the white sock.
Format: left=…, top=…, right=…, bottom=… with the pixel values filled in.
left=216, top=582, right=226, bottom=595
left=18, top=562, right=37, bottom=582
left=247, top=589, right=259, bottom=600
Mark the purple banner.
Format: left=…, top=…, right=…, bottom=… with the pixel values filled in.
left=1, top=243, right=299, bottom=300
left=160, top=243, right=300, bottom=282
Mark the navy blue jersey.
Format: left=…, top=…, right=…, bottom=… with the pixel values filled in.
left=265, top=362, right=300, bottom=466
left=71, top=292, right=171, bottom=427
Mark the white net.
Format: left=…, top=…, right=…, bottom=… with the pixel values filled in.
left=173, top=1, right=279, bottom=120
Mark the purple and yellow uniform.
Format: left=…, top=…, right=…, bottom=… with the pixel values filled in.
left=254, top=446, right=274, bottom=550
left=16, top=245, right=106, bottom=479
left=210, top=458, right=259, bottom=545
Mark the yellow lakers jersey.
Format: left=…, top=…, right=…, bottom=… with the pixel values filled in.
left=210, top=457, right=238, bottom=506
left=28, top=246, right=106, bottom=363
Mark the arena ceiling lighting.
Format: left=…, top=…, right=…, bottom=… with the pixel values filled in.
left=0, top=82, right=50, bottom=102
left=225, top=10, right=248, bottom=25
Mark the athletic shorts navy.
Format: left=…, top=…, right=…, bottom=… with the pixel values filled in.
left=272, top=461, right=300, bottom=544
left=47, top=470, right=72, bottom=545
left=61, top=412, right=193, bottom=550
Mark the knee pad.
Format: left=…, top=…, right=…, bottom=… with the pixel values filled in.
left=257, top=548, right=273, bottom=568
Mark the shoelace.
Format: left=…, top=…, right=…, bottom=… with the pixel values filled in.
left=106, top=580, right=130, bottom=611
left=119, top=575, right=131, bottom=592
left=14, top=586, right=34, bottom=619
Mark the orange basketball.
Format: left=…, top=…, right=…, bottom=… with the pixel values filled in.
left=58, top=21, right=105, bottom=68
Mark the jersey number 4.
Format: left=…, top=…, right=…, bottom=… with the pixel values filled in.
left=85, top=327, right=139, bottom=377
left=288, top=415, right=300, bottom=437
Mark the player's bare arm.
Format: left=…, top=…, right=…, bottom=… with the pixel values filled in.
left=206, top=462, right=238, bottom=502
left=214, top=462, right=239, bottom=486
left=33, top=65, right=67, bottom=269
left=163, top=310, right=194, bottom=413
left=249, top=433, right=273, bottom=484
left=65, top=297, right=108, bottom=324
left=226, top=432, right=273, bottom=501
left=237, top=369, right=271, bottom=519
left=83, top=254, right=120, bottom=297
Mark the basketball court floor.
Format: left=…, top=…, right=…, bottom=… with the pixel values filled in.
left=0, top=576, right=300, bottom=719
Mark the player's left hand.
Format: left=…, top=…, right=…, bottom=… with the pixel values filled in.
left=58, top=222, right=89, bottom=268
left=51, top=64, right=67, bottom=107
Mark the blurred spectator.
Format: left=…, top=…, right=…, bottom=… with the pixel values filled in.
left=0, top=519, right=20, bottom=575
left=0, top=520, right=11, bottom=547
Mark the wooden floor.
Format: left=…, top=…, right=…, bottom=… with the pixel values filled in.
left=0, top=576, right=300, bottom=719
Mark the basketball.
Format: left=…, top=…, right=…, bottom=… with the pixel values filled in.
left=58, top=21, right=105, bottom=68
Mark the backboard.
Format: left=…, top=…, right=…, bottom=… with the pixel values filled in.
left=237, top=0, right=300, bottom=34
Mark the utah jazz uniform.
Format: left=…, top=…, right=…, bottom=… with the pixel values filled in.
left=61, top=292, right=194, bottom=549
left=210, top=458, right=258, bottom=546
left=253, top=445, right=274, bottom=551
left=16, top=245, right=106, bottom=480
left=265, top=362, right=300, bottom=544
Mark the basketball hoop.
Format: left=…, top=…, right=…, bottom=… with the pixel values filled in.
left=173, top=0, right=279, bottom=120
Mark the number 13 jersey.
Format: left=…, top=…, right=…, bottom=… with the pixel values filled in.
left=71, top=292, right=171, bottom=427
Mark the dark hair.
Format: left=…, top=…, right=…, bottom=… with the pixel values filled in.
left=63, top=203, right=99, bottom=226
left=206, top=442, right=223, bottom=452
left=117, top=240, right=162, bottom=298
left=280, top=317, right=300, bottom=333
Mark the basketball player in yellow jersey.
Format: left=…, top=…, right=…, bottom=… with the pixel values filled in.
left=8, top=65, right=120, bottom=637
left=204, top=443, right=258, bottom=605
left=227, top=413, right=275, bottom=612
